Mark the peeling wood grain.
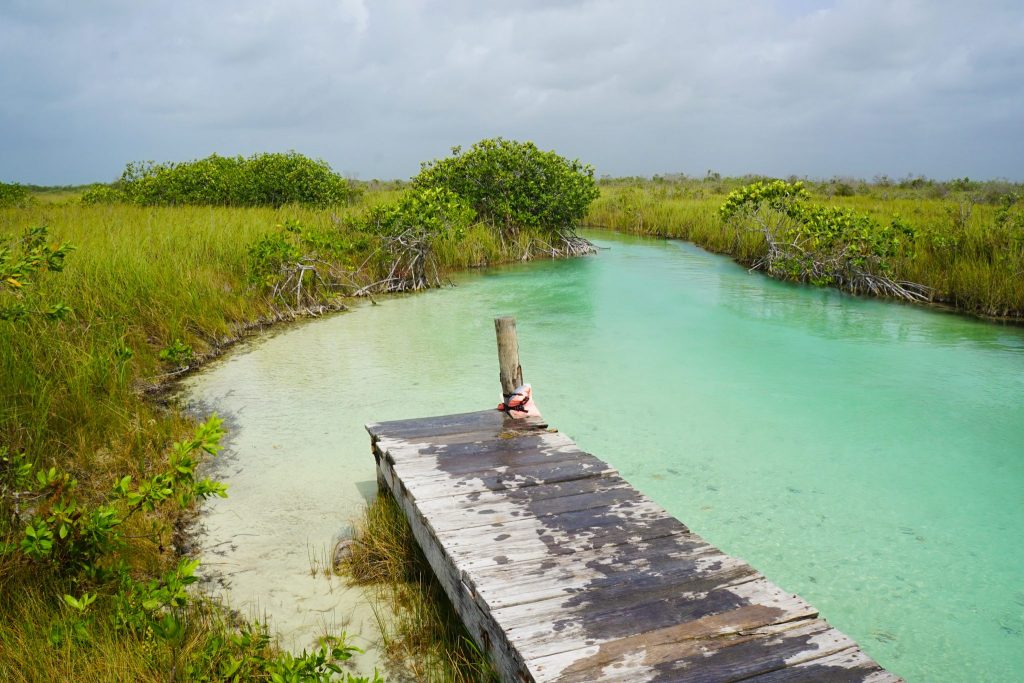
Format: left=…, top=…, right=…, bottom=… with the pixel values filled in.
left=366, top=410, right=901, bottom=683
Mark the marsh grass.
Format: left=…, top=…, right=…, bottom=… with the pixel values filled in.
left=342, top=493, right=498, bottom=683
left=587, top=179, right=1024, bottom=319
left=1, top=193, right=579, bottom=679
left=0, top=572, right=288, bottom=683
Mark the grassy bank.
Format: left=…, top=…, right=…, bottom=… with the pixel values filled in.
left=587, top=176, right=1024, bottom=320
left=0, top=197, right=569, bottom=681
left=340, top=493, right=496, bottom=683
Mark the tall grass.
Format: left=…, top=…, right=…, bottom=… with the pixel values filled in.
left=341, top=493, right=497, bottom=683
left=0, top=196, right=563, bottom=680
left=586, top=179, right=1024, bottom=320
left=0, top=575, right=279, bottom=683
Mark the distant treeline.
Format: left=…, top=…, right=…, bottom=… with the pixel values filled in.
left=598, top=172, right=1024, bottom=204
left=10, top=168, right=1023, bottom=208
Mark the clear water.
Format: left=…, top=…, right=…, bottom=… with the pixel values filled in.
left=182, top=230, right=1024, bottom=682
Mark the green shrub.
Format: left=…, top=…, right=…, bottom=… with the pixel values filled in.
left=80, top=185, right=127, bottom=205
left=721, top=180, right=927, bottom=299
left=412, top=138, right=599, bottom=235
left=118, top=152, right=354, bottom=207
left=0, top=225, right=74, bottom=321
left=0, top=182, right=32, bottom=208
left=364, top=186, right=475, bottom=240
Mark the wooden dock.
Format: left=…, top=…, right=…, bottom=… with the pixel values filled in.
left=365, top=317, right=900, bottom=681
left=367, top=409, right=900, bottom=682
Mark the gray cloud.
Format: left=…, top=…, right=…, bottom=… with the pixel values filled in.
left=2, top=0, right=1022, bottom=184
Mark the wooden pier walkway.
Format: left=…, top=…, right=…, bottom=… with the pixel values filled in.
left=367, top=409, right=900, bottom=682
left=366, top=317, right=899, bottom=681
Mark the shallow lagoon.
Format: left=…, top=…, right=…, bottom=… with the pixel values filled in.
left=184, top=230, right=1024, bottom=681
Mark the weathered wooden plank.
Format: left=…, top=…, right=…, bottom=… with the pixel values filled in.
left=384, top=437, right=590, bottom=481
left=742, top=647, right=902, bottom=682
left=367, top=410, right=900, bottom=683
left=451, top=515, right=688, bottom=572
left=464, top=530, right=718, bottom=592
left=368, top=409, right=545, bottom=441
left=529, top=619, right=855, bottom=682
left=419, top=477, right=642, bottom=533
left=383, top=430, right=578, bottom=467
left=378, top=425, right=559, bottom=453
left=417, top=473, right=635, bottom=515
left=436, top=498, right=676, bottom=546
left=471, top=547, right=753, bottom=612
left=398, top=458, right=619, bottom=502
left=502, top=577, right=817, bottom=664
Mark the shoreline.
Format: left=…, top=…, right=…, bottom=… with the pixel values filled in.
left=584, top=224, right=1024, bottom=326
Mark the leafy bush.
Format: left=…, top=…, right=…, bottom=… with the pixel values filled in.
left=412, top=138, right=599, bottom=235
left=359, top=186, right=477, bottom=290
left=364, top=186, right=475, bottom=240
left=158, top=338, right=194, bottom=368
left=721, top=180, right=927, bottom=300
left=118, top=152, right=354, bottom=207
left=0, top=182, right=32, bottom=208
left=0, top=225, right=74, bottom=321
left=80, top=185, right=127, bottom=205
left=3, top=416, right=227, bottom=575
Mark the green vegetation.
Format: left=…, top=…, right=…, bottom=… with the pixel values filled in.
left=1, top=182, right=32, bottom=208
left=340, top=493, right=497, bottom=683
left=719, top=180, right=928, bottom=301
left=3, top=416, right=377, bottom=681
left=1, top=138, right=602, bottom=681
left=0, top=210, right=389, bottom=681
left=413, top=138, right=598, bottom=255
left=5, top=147, right=1020, bottom=680
left=83, top=152, right=355, bottom=208
left=1, top=225, right=74, bottom=321
left=587, top=174, right=1024, bottom=320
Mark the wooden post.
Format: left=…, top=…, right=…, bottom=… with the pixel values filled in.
left=494, top=316, right=523, bottom=401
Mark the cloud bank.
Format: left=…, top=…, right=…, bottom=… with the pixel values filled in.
left=2, top=0, right=1022, bottom=184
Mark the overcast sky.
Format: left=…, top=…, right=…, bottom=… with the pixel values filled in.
left=2, top=0, right=1023, bottom=184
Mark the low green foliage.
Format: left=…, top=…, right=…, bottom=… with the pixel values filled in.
left=413, top=138, right=599, bottom=236
left=112, top=152, right=354, bottom=208
left=2, top=415, right=225, bottom=588
left=0, top=182, right=33, bottom=208
left=355, top=186, right=478, bottom=290
left=0, top=225, right=74, bottom=321
left=159, top=338, right=194, bottom=368
left=719, top=179, right=811, bottom=221
left=80, top=185, right=127, bottom=205
left=364, top=186, right=475, bottom=241
left=2, top=416, right=380, bottom=681
left=719, top=180, right=923, bottom=294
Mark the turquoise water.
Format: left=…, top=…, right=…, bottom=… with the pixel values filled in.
left=185, top=230, right=1024, bottom=681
